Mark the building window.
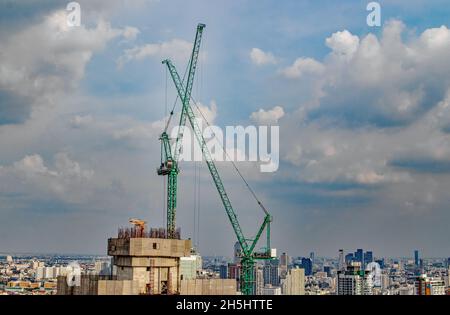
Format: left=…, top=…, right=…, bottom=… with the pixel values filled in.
left=153, top=243, right=159, bottom=250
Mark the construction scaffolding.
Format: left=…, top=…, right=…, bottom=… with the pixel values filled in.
left=117, top=227, right=181, bottom=240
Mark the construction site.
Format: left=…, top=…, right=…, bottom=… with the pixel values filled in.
left=57, top=23, right=275, bottom=296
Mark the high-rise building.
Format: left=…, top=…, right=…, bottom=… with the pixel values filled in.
left=415, top=275, right=446, bottom=295
left=337, top=265, right=372, bottom=295
left=345, top=253, right=354, bottom=264
left=263, top=260, right=280, bottom=286
left=338, top=249, right=345, bottom=271
left=301, top=258, right=312, bottom=276
left=414, top=250, right=419, bottom=267
left=228, top=263, right=240, bottom=280
left=255, top=266, right=264, bottom=295
left=363, top=271, right=374, bottom=295
left=279, top=253, right=289, bottom=279
left=324, top=266, right=331, bottom=277
left=364, top=251, right=373, bottom=266
left=309, top=252, right=315, bottom=266
left=355, top=249, right=364, bottom=264
left=228, top=263, right=241, bottom=292
left=281, top=267, right=305, bottom=295
left=6, top=255, right=13, bottom=263
left=337, top=267, right=363, bottom=295
left=180, top=255, right=201, bottom=280
left=375, top=259, right=385, bottom=269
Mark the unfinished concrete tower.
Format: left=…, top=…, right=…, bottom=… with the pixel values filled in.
left=108, top=225, right=191, bottom=295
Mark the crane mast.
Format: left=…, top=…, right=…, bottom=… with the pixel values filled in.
left=161, top=24, right=273, bottom=295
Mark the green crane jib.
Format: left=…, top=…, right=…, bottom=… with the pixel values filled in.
left=157, top=23, right=205, bottom=239
left=160, top=23, right=273, bottom=295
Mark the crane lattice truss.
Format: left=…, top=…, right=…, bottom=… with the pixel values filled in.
left=158, top=23, right=273, bottom=295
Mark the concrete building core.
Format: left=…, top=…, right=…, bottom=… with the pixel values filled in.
left=108, top=237, right=192, bottom=295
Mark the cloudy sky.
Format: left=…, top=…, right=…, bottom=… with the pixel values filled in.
left=1, top=0, right=450, bottom=258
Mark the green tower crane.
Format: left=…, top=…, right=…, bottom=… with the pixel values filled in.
left=157, top=23, right=205, bottom=239
left=161, top=23, right=274, bottom=295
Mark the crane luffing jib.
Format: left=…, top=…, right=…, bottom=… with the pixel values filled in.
left=163, top=58, right=272, bottom=258
left=166, top=22, right=205, bottom=165
left=158, top=23, right=205, bottom=239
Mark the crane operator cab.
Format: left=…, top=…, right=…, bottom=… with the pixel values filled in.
left=157, top=159, right=175, bottom=176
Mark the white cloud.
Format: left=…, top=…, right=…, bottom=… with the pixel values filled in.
left=13, top=155, right=54, bottom=176
left=0, top=10, right=135, bottom=113
left=113, top=121, right=162, bottom=142
left=250, top=48, right=277, bottom=66
left=70, top=115, right=94, bottom=128
left=250, top=106, right=285, bottom=125
left=0, top=153, right=94, bottom=203
left=117, top=39, right=192, bottom=68
left=194, top=100, right=218, bottom=125
left=281, top=57, right=324, bottom=79
left=122, top=26, right=140, bottom=41
left=325, top=30, right=360, bottom=60
left=355, top=170, right=385, bottom=184
left=279, top=20, right=450, bottom=128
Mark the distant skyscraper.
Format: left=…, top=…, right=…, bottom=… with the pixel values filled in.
left=180, top=255, right=201, bottom=280
left=345, top=253, right=354, bottom=264
left=338, top=249, right=345, bottom=271
left=309, top=252, right=315, bottom=266
left=255, top=266, right=264, bottom=295
left=301, top=258, right=312, bottom=276
left=337, top=265, right=372, bottom=295
left=281, top=267, right=305, bottom=295
left=263, top=260, right=280, bottom=286
left=324, top=266, right=331, bottom=277
left=337, top=265, right=364, bottom=295
left=375, top=259, right=385, bottom=269
left=414, top=250, right=419, bottom=267
left=280, top=253, right=289, bottom=267
left=279, top=253, right=289, bottom=279
left=355, top=249, right=364, bottom=264
left=228, top=263, right=240, bottom=279
left=364, top=251, right=373, bottom=267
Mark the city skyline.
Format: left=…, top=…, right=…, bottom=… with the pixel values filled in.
left=2, top=246, right=449, bottom=295
left=2, top=0, right=450, bottom=258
